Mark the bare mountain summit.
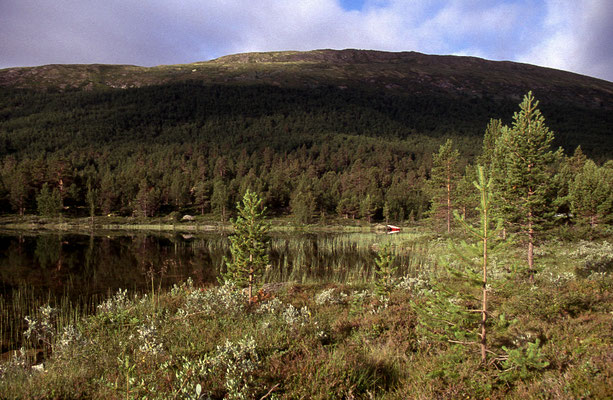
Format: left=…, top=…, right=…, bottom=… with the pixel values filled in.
left=1, top=49, right=612, bottom=110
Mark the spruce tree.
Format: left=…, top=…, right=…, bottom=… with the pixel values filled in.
left=492, top=92, right=561, bottom=278
left=477, top=118, right=504, bottom=173
left=373, top=242, right=397, bottom=297
left=223, top=190, right=270, bottom=304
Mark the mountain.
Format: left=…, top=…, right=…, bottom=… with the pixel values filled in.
left=2, top=49, right=612, bottom=108
left=1, top=49, right=611, bottom=156
left=0, top=49, right=611, bottom=219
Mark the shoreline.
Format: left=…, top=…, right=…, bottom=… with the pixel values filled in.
left=0, top=215, right=395, bottom=234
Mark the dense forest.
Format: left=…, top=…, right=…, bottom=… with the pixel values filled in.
left=0, top=77, right=611, bottom=227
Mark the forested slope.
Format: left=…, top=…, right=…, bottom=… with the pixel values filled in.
left=0, top=49, right=611, bottom=221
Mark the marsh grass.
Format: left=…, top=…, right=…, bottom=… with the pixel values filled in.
left=1, top=232, right=612, bottom=399
left=263, top=231, right=434, bottom=284
left=2, top=257, right=610, bottom=399
left=0, top=285, right=100, bottom=357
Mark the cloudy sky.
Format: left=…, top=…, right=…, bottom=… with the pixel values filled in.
left=1, top=0, right=612, bottom=82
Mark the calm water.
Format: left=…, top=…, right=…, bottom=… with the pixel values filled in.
left=0, top=230, right=429, bottom=352
left=0, top=231, right=429, bottom=296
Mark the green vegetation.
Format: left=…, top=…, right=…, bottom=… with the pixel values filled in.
left=222, top=190, right=270, bottom=303
left=1, top=233, right=611, bottom=399
left=1, top=50, right=613, bottom=398
left=0, top=51, right=612, bottom=225
left=491, top=92, right=562, bottom=277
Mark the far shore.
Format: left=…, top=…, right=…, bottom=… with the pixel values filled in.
left=0, top=215, right=402, bottom=234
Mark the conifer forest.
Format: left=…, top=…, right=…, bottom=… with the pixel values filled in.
left=0, top=51, right=612, bottom=399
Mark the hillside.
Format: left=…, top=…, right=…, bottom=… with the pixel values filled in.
left=2, top=49, right=613, bottom=107
left=1, top=49, right=611, bottom=154
left=0, top=49, right=611, bottom=219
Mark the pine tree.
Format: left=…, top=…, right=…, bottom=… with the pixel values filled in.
left=416, top=166, right=502, bottom=364
left=569, top=159, right=613, bottom=228
left=427, top=139, right=460, bottom=233
left=382, top=201, right=390, bottom=224
left=492, top=92, right=561, bottom=278
left=86, top=180, right=97, bottom=226
left=193, top=181, right=209, bottom=215
left=135, top=178, right=161, bottom=217
left=455, top=164, right=478, bottom=220
left=36, top=183, right=62, bottom=217
left=6, top=164, right=31, bottom=216
left=211, top=178, right=230, bottom=222
left=373, top=242, right=397, bottom=297
left=359, top=193, right=377, bottom=223
left=223, top=190, right=270, bottom=304
left=290, top=176, right=316, bottom=224
left=477, top=118, right=504, bottom=173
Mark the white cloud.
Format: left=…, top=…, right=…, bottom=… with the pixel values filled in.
left=517, top=0, right=613, bottom=81
left=0, top=0, right=611, bottom=81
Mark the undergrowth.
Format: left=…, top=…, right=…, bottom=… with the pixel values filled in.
left=0, top=240, right=612, bottom=399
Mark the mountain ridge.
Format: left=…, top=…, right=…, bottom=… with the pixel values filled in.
left=1, top=49, right=612, bottom=110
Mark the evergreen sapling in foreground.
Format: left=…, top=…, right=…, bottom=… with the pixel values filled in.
left=223, top=190, right=270, bottom=304
left=416, top=166, right=502, bottom=364
left=374, top=242, right=398, bottom=297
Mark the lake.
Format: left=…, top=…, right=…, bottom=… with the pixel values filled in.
left=0, top=230, right=430, bottom=352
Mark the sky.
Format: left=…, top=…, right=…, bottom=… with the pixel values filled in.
left=1, top=0, right=612, bottom=82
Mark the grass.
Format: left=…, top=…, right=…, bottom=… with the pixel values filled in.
left=0, top=231, right=611, bottom=399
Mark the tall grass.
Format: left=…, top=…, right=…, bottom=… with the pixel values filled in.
left=0, top=231, right=433, bottom=352
left=263, top=232, right=433, bottom=284
left=0, top=285, right=100, bottom=353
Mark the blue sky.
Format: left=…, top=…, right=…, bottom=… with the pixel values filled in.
left=340, top=0, right=366, bottom=11
left=1, top=0, right=612, bottom=82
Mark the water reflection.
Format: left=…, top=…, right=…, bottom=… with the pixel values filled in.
left=0, top=231, right=431, bottom=352
left=0, top=231, right=429, bottom=298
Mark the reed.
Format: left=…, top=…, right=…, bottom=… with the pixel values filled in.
left=0, top=230, right=434, bottom=353
left=264, top=232, right=433, bottom=284
left=0, top=285, right=98, bottom=353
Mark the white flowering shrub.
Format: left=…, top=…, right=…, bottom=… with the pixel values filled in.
left=212, top=337, right=260, bottom=400
left=24, top=305, right=57, bottom=350
left=396, top=276, right=430, bottom=294
left=282, top=304, right=311, bottom=327
left=97, top=289, right=131, bottom=315
left=53, top=324, right=87, bottom=360
left=135, top=322, right=164, bottom=356
left=170, top=277, right=195, bottom=296
left=539, top=271, right=575, bottom=287
left=255, top=297, right=285, bottom=315
left=176, top=282, right=246, bottom=319
left=572, top=241, right=613, bottom=277
left=315, top=288, right=348, bottom=306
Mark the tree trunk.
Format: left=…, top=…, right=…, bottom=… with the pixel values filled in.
left=481, top=209, right=488, bottom=364
left=528, top=212, right=534, bottom=281
left=447, top=166, right=451, bottom=233
left=248, top=253, right=254, bottom=304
